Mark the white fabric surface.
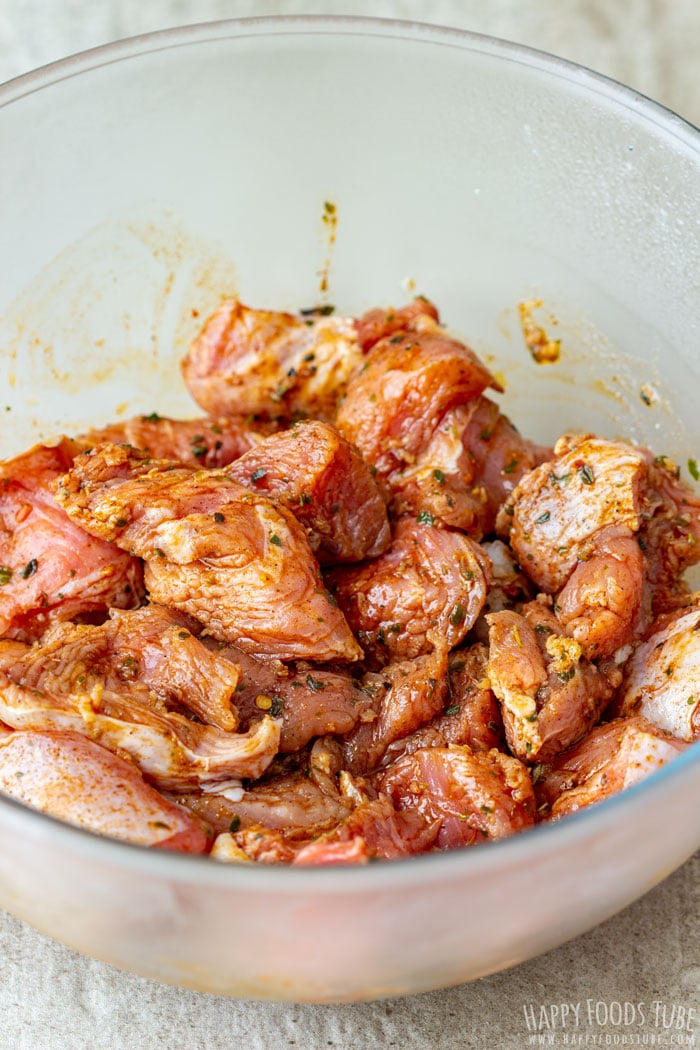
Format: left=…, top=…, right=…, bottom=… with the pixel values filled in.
left=0, top=2, right=699, bottom=1047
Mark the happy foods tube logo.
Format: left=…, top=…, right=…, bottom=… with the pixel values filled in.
left=522, top=1000, right=697, bottom=1046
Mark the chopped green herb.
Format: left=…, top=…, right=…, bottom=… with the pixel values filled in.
left=177, top=630, right=189, bottom=639
left=270, top=534, right=282, bottom=547
left=534, top=624, right=553, bottom=635
left=689, top=459, right=700, bottom=482
left=548, top=471, right=571, bottom=486
left=449, top=603, right=466, bottom=627
left=115, top=517, right=128, bottom=528
left=502, top=459, right=519, bottom=475
left=141, top=412, right=161, bottom=422
left=298, top=493, right=312, bottom=506
left=432, top=468, right=446, bottom=484
left=388, top=622, right=403, bottom=634
left=480, top=805, right=494, bottom=815
left=535, top=511, right=551, bottom=524
left=250, top=468, right=267, bottom=483
left=417, top=510, right=436, bottom=526
left=21, top=559, right=38, bottom=579
left=557, top=667, right=576, bottom=683
left=305, top=673, right=326, bottom=693
left=578, top=464, right=595, bottom=486
left=270, top=696, right=285, bottom=717
left=0, top=567, right=12, bottom=586
left=229, top=815, right=241, bottom=833
left=299, top=303, right=334, bottom=317
left=213, top=512, right=225, bottom=523
left=444, top=704, right=460, bottom=716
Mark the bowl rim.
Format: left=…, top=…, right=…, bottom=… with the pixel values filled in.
left=1, top=13, right=699, bottom=890
left=1, top=13, right=699, bottom=145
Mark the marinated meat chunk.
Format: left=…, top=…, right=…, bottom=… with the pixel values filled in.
left=0, top=607, right=241, bottom=727
left=78, top=414, right=265, bottom=469
left=336, top=314, right=500, bottom=480
left=377, top=644, right=504, bottom=766
left=0, top=439, right=143, bottom=641
left=0, top=628, right=280, bottom=791
left=212, top=642, right=373, bottom=753
left=102, top=607, right=241, bottom=730
left=182, top=298, right=362, bottom=421
left=227, top=420, right=390, bottom=563
left=55, top=443, right=361, bottom=662
left=480, top=539, right=534, bottom=616
left=535, top=715, right=687, bottom=820
left=495, top=434, right=700, bottom=658
left=341, top=641, right=449, bottom=774
left=486, top=603, right=614, bottom=763
left=229, top=825, right=298, bottom=864
left=354, top=296, right=440, bottom=351
left=555, top=525, right=646, bottom=660
left=438, top=644, right=504, bottom=751
left=387, top=404, right=491, bottom=535
left=388, top=397, right=545, bottom=538
left=378, top=724, right=448, bottom=763
left=0, top=669, right=280, bottom=792
left=292, top=795, right=440, bottom=864
left=326, top=517, right=490, bottom=662
left=291, top=837, right=371, bottom=866
left=639, top=455, right=700, bottom=611
left=497, top=434, right=647, bottom=593
left=0, top=608, right=241, bottom=732
left=458, top=396, right=545, bottom=524
left=378, top=746, right=536, bottom=849
left=175, top=770, right=352, bottom=837
left=617, top=600, right=700, bottom=740
left=0, top=729, right=208, bottom=852
left=209, top=833, right=253, bottom=863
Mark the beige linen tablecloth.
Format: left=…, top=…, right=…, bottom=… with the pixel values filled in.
left=0, top=3, right=698, bottom=1048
